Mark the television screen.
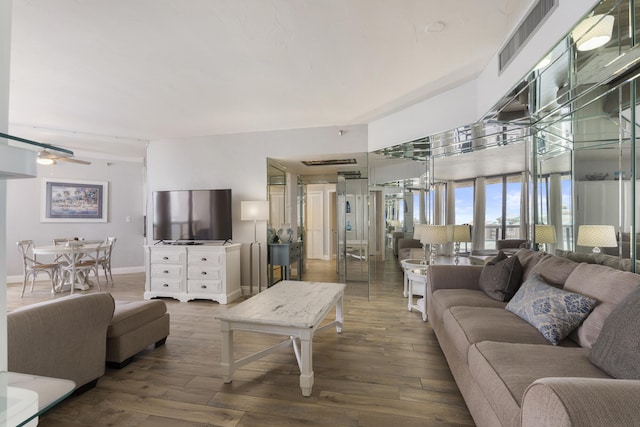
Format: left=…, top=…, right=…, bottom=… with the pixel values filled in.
left=152, top=189, right=232, bottom=241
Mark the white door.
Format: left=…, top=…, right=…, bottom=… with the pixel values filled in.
left=306, top=190, right=324, bottom=259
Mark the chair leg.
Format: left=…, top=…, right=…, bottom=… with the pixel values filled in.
left=107, top=264, right=114, bottom=286
left=20, top=276, right=28, bottom=297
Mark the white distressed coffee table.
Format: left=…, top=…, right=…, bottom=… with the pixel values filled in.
left=217, top=280, right=345, bottom=397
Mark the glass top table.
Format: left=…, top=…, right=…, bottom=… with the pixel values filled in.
left=0, top=372, right=75, bottom=427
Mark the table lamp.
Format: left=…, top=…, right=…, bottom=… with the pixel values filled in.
left=413, top=224, right=427, bottom=263
left=535, top=224, right=556, bottom=253
left=576, top=225, right=617, bottom=254
left=452, top=224, right=472, bottom=264
left=419, top=225, right=449, bottom=265
left=241, top=201, right=270, bottom=296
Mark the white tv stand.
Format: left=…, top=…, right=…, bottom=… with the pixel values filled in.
left=144, top=243, right=241, bottom=304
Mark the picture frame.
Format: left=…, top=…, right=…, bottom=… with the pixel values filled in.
left=41, top=178, right=108, bottom=222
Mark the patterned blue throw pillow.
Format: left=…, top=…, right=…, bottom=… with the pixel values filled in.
left=505, top=273, right=597, bottom=345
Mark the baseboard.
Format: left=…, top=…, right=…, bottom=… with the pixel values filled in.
left=6, top=265, right=145, bottom=285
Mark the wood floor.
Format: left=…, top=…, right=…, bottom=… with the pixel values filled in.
left=7, top=252, right=474, bottom=427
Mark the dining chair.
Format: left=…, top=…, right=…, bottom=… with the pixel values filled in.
left=59, top=242, right=103, bottom=294
left=98, top=237, right=117, bottom=285
left=16, top=240, right=60, bottom=297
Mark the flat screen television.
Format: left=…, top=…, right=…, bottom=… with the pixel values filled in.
left=152, top=189, right=232, bottom=242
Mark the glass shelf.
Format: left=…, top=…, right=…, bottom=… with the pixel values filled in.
left=0, top=372, right=75, bottom=427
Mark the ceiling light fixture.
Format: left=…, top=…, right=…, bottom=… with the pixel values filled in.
left=36, top=157, right=55, bottom=165
left=425, top=21, right=445, bottom=33
left=571, top=14, right=615, bottom=51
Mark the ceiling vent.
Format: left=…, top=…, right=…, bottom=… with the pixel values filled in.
left=301, top=158, right=357, bottom=166
left=499, top=0, right=557, bottom=73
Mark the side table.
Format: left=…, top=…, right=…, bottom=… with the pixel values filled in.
left=406, top=268, right=428, bottom=321
left=400, top=258, right=428, bottom=297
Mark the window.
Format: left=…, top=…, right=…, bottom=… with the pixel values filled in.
left=455, top=181, right=474, bottom=224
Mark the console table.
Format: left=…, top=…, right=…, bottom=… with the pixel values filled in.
left=268, top=241, right=303, bottom=287
left=144, top=243, right=241, bottom=303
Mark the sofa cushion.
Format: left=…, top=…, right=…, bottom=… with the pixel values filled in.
left=555, top=249, right=596, bottom=264
left=443, top=306, right=553, bottom=364
left=527, top=254, right=578, bottom=288
left=468, top=342, right=611, bottom=427
left=563, top=263, right=640, bottom=348
left=589, top=286, right=640, bottom=379
left=515, top=249, right=547, bottom=280
left=479, top=251, right=523, bottom=302
left=429, top=289, right=507, bottom=332
left=506, top=274, right=596, bottom=345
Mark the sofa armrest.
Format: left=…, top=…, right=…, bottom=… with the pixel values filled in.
left=8, top=293, right=115, bottom=390
left=428, top=265, right=483, bottom=292
left=522, top=377, right=640, bottom=427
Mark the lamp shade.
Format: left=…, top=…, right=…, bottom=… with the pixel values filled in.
left=576, top=225, right=617, bottom=248
left=241, top=201, right=269, bottom=221
left=535, top=224, right=557, bottom=244
left=452, top=225, right=472, bottom=243
left=571, top=14, right=614, bottom=51
left=419, top=225, right=449, bottom=245
left=413, top=224, right=427, bottom=240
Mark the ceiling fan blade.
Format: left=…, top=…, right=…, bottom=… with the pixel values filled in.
left=57, top=157, right=92, bottom=165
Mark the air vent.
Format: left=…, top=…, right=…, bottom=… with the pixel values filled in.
left=302, top=158, right=357, bottom=166
left=499, top=0, right=557, bottom=73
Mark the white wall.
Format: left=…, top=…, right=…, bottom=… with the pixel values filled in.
left=368, top=0, right=600, bottom=152
left=5, top=159, right=146, bottom=279
left=146, top=124, right=367, bottom=286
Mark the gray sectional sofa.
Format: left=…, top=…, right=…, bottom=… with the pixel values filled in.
left=8, top=292, right=170, bottom=392
left=427, top=248, right=640, bottom=427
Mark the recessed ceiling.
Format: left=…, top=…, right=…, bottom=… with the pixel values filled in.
left=9, top=0, right=534, bottom=143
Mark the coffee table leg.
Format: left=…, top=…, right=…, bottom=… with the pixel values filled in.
left=220, top=321, right=234, bottom=383
left=299, top=331, right=314, bottom=397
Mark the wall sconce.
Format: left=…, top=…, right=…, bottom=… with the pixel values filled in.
left=241, top=201, right=270, bottom=296
left=571, top=14, right=615, bottom=51
left=576, top=225, right=617, bottom=254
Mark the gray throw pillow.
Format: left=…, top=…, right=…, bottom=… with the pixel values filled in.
left=479, top=251, right=523, bottom=302
left=589, top=285, right=640, bottom=379
left=506, top=273, right=597, bottom=345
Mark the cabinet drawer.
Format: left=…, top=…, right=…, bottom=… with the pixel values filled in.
left=151, top=264, right=183, bottom=277
left=150, top=277, right=182, bottom=292
left=188, top=253, right=223, bottom=266
left=188, top=266, right=221, bottom=280
left=150, top=251, right=185, bottom=264
left=188, top=280, right=222, bottom=294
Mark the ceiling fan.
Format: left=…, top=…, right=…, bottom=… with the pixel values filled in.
left=37, top=150, right=91, bottom=165
left=0, top=131, right=91, bottom=165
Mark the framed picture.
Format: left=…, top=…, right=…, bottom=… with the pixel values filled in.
left=41, top=178, right=108, bottom=222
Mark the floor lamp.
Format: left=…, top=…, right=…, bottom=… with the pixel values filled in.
left=241, top=201, right=269, bottom=296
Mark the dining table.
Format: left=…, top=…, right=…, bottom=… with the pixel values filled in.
left=32, top=241, right=103, bottom=292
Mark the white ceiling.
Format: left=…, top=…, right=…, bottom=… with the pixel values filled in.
left=9, top=0, right=534, bottom=144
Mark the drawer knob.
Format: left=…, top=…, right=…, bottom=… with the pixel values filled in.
left=163, top=283, right=169, bottom=287
left=163, top=256, right=169, bottom=260
left=201, top=285, right=207, bottom=289
left=163, top=270, right=169, bottom=274
left=201, top=257, right=207, bottom=261
left=201, top=271, right=207, bottom=275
